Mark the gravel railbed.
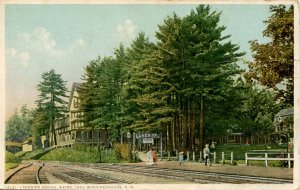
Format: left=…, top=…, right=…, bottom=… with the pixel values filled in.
left=56, top=163, right=197, bottom=184
left=127, top=160, right=293, bottom=180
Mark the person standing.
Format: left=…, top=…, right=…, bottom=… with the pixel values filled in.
left=179, top=151, right=184, bottom=166
left=152, top=149, right=158, bottom=165
left=146, top=147, right=153, bottom=165
left=203, top=144, right=211, bottom=166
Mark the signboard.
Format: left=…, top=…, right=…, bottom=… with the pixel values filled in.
left=142, top=138, right=154, bottom=144
left=136, top=133, right=160, bottom=139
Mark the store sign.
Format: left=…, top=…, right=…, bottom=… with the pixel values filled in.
left=142, top=138, right=154, bottom=144
left=136, top=133, right=160, bottom=139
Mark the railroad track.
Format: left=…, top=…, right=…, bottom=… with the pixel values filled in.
left=89, top=164, right=293, bottom=184
left=5, top=162, right=48, bottom=184
left=47, top=163, right=126, bottom=184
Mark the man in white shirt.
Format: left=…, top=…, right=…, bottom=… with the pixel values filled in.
left=203, top=144, right=211, bottom=166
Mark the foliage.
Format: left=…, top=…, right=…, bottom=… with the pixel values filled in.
left=39, top=147, right=120, bottom=163
left=21, top=149, right=47, bottom=160
left=5, top=107, right=32, bottom=142
left=35, top=69, right=68, bottom=145
left=78, top=5, right=250, bottom=152
left=31, top=108, right=48, bottom=148
left=230, top=79, right=281, bottom=138
left=5, top=163, right=19, bottom=171
left=14, top=151, right=30, bottom=159
left=244, top=5, right=294, bottom=105
left=114, top=143, right=132, bottom=161
left=5, top=151, right=19, bottom=163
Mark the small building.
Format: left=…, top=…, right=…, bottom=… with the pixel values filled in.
left=22, top=137, right=33, bottom=151
left=5, top=141, right=22, bottom=153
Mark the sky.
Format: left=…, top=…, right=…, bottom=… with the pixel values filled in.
left=5, top=4, right=272, bottom=120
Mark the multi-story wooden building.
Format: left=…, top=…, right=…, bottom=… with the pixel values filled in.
left=50, top=82, right=107, bottom=147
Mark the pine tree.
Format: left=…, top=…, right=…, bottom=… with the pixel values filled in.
left=5, top=109, right=32, bottom=142
left=155, top=5, right=244, bottom=150
left=36, top=69, right=68, bottom=146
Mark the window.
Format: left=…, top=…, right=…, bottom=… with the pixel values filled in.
left=74, top=98, right=79, bottom=108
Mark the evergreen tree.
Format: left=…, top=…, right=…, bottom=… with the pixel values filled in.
left=31, top=107, right=49, bottom=148
left=155, top=5, right=244, bottom=150
left=36, top=69, right=68, bottom=146
left=5, top=108, right=32, bottom=142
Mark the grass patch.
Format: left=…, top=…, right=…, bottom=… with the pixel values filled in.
left=5, top=151, right=19, bottom=163
left=21, top=149, right=46, bottom=160
left=14, top=151, right=30, bottom=159
left=5, top=163, right=19, bottom=171
left=5, top=151, right=20, bottom=171
left=212, top=144, right=290, bottom=160
left=39, top=147, right=121, bottom=163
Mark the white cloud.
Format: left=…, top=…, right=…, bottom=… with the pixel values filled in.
left=69, top=39, right=85, bottom=52
left=18, top=27, right=56, bottom=51
left=116, top=19, right=136, bottom=43
left=18, top=52, right=30, bottom=68
left=7, top=27, right=86, bottom=70
left=6, top=48, right=30, bottom=69
left=6, top=27, right=90, bottom=120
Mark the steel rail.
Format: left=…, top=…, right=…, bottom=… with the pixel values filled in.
left=92, top=165, right=223, bottom=184
left=52, top=171, right=88, bottom=184
left=93, top=164, right=292, bottom=184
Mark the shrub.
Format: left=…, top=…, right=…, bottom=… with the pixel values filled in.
left=114, top=143, right=132, bottom=161
left=5, top=151, right=19, bottom=163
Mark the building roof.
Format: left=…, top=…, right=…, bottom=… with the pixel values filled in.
left=22, top=137, right=33, bottom=144
left=68, top=82, right=82, bottom=110
left=5, top=141, right=22, bottom=147
left=275, top=108, right=293, bottom=118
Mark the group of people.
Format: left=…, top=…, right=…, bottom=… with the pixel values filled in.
left=145, top=144, right=212, bottom=166
left=146, top=147, right=158, bottom=165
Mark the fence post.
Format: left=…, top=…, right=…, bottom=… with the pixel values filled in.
left=193, top=152, right=195, bottom=161
left=176, top=150, right=178, bottom=160
left=105, top=149, right=108, bottom=155
left=199, top=151, right=202, bottom=162
left=168, top=151, right=170, bottom=161
left=245, top=153, right=248, bottom=166
left=288, top=153, right=291, bottom=168
left=186, top=151, right=190, bottom=161
left=230, top=152, right=233, bottom=165
left=213, top=152, right=216, bottom=163
left=222, top=152, right=224, bottom=164
left=265, top=153, right=268, bottom=167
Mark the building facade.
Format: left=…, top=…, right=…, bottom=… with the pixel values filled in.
left=5, top=141, right=22, bottom=153
left=271, top=108, right=294, bottom=143
left=22, top=137, right=33, bottom=151
left=49, top=82, right=107, bottom=147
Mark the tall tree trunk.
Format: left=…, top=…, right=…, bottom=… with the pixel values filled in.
left=191, top=99, right=196, bottom=151
left=199, top=95, right=204, bottom=150
left=182, top=99, right=188, bottom=151
left=51, top=93, right=57, bottom=146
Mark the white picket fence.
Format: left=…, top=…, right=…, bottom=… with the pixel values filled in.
left=163, top=150, right=294, bottom=168
left=245, top=152, right=294, bottom=168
